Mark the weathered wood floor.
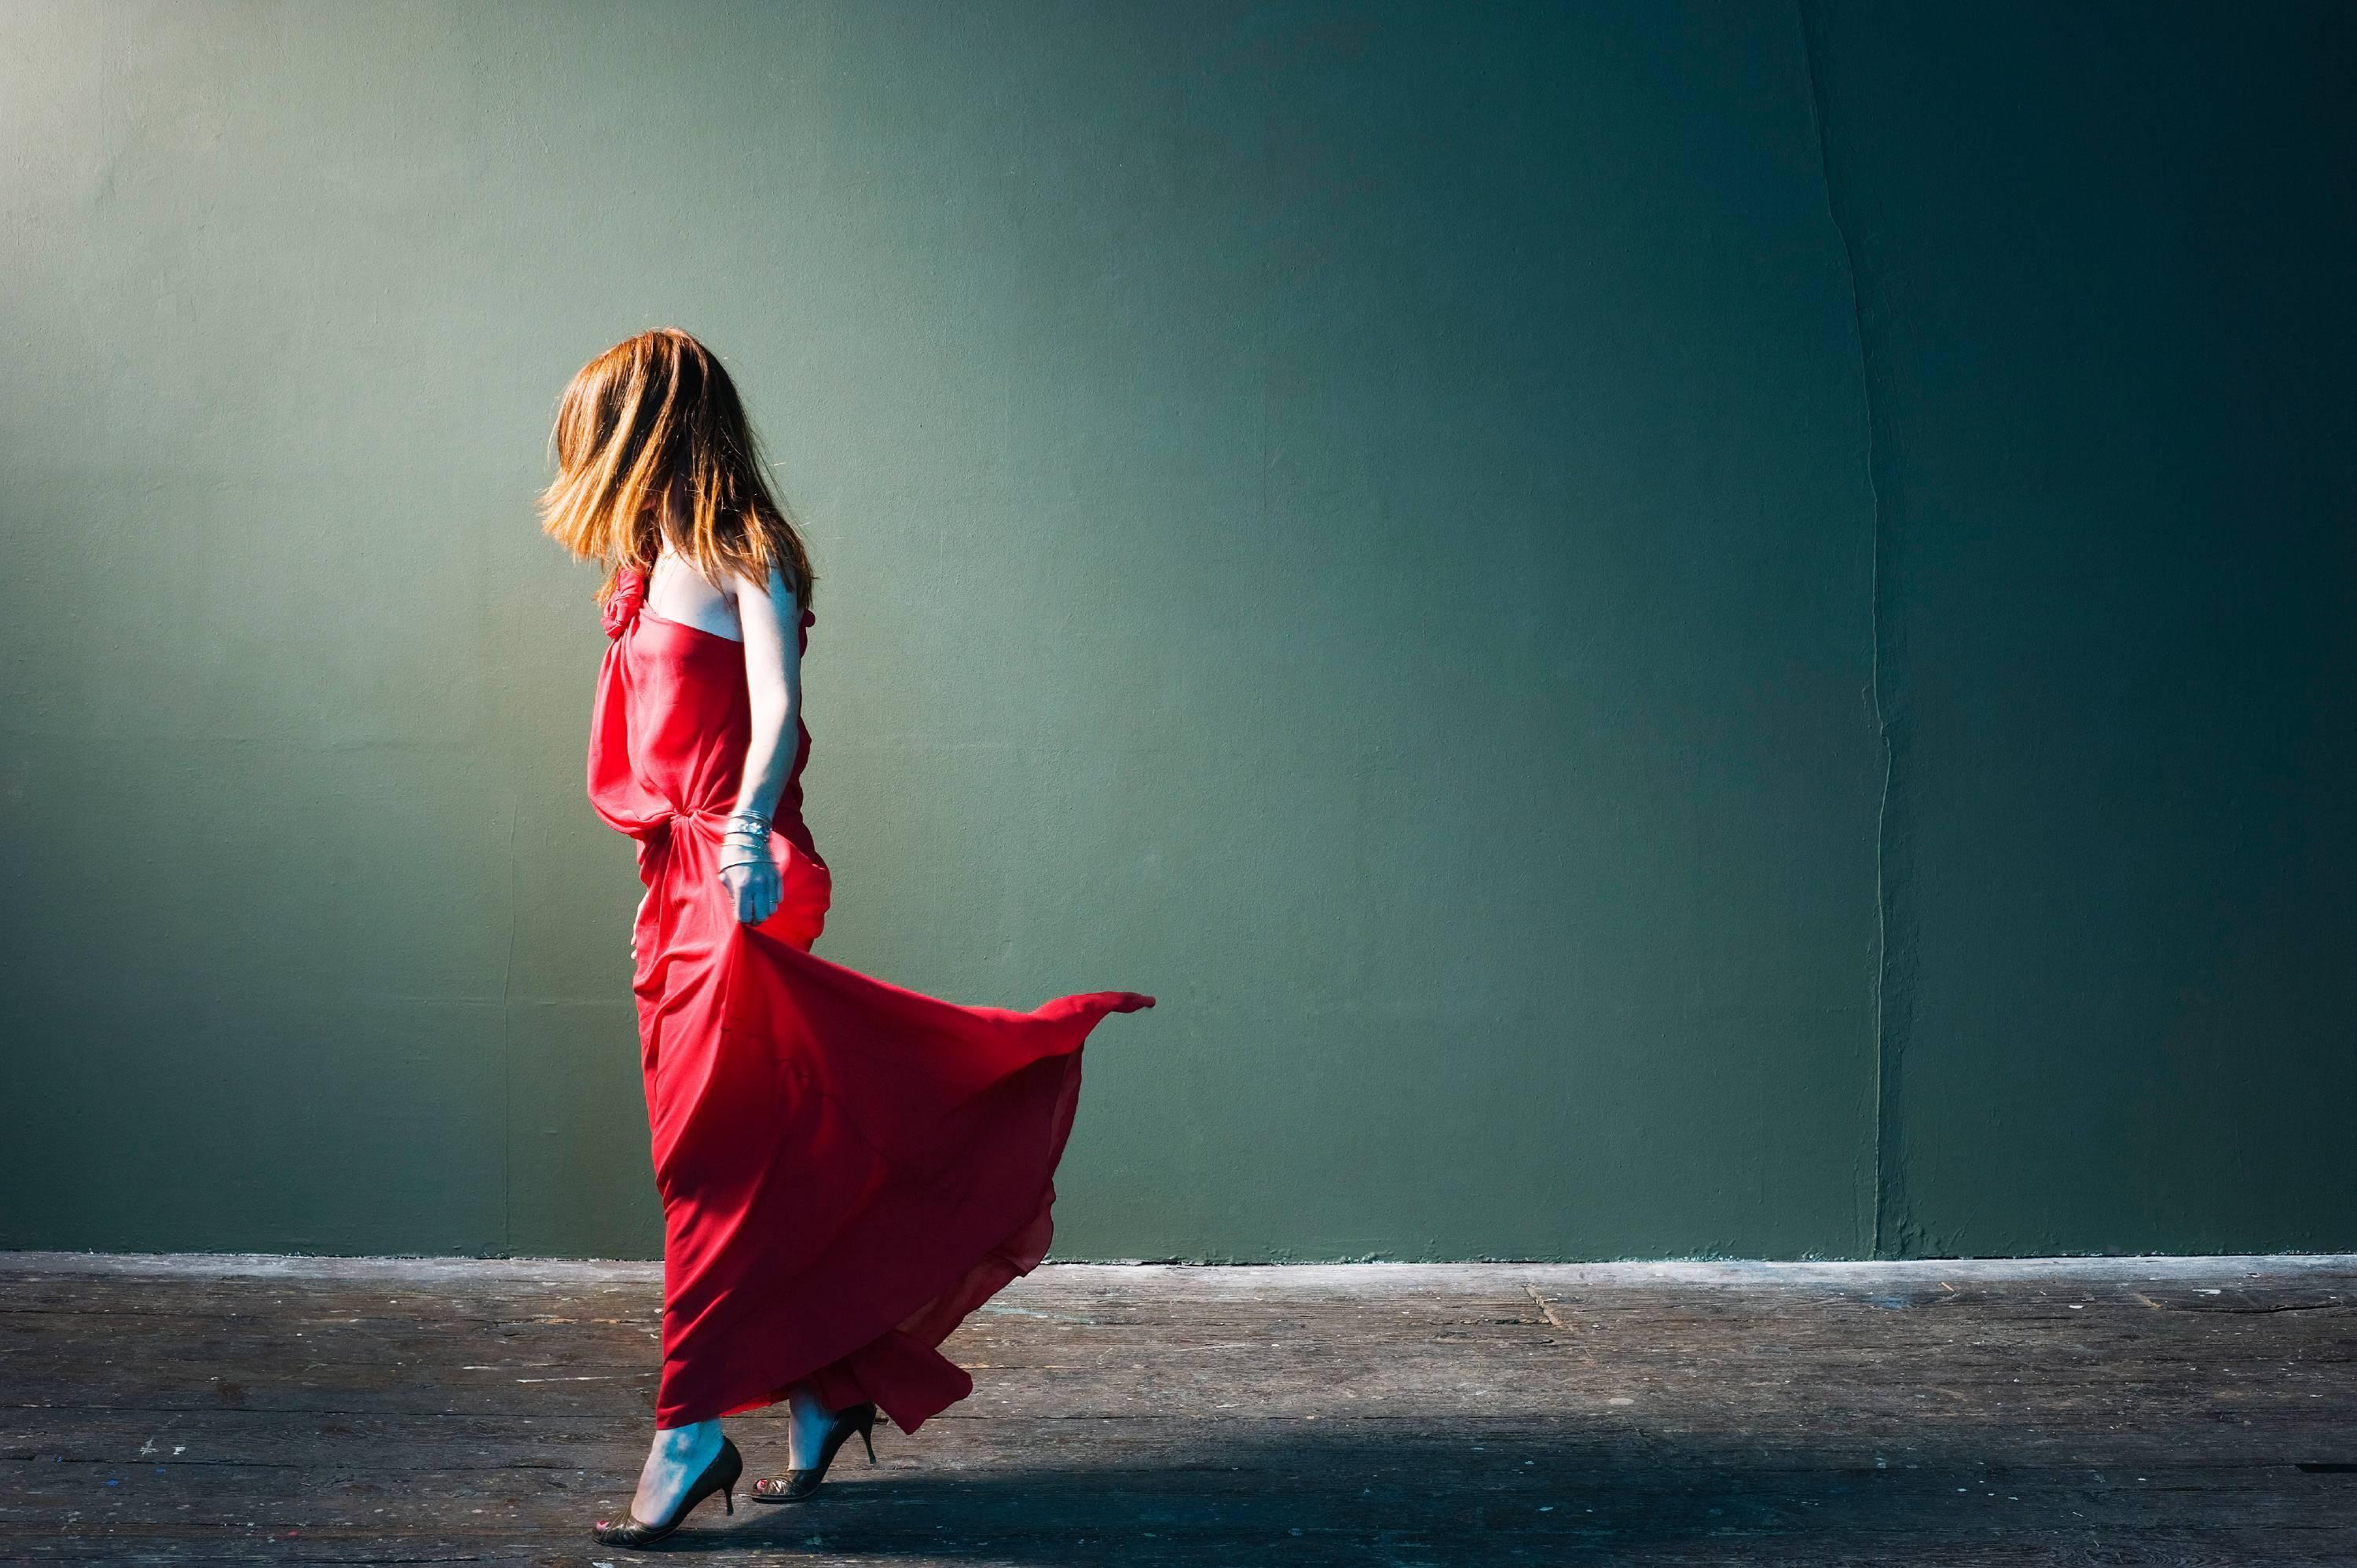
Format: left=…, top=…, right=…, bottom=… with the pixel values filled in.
left=4, top=1254, right=2355, bottom=1566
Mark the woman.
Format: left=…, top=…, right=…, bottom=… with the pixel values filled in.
left=537, top=328, right=1153, bottom=1547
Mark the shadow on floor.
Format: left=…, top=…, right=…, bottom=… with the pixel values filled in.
left=614, top=1423, right=2150, bottom=1563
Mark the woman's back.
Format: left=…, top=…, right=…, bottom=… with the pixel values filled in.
left=646, top=541, right=748, bottom=642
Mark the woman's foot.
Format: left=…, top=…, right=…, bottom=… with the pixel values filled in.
left=784, top=1383, right=838, bottom=1468
left=630, top=1418, right=724, bottom=1524
left=748, top=1386, right=879, bottom=1504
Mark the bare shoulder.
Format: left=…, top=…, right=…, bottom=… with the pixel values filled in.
left=724, top=561, right=802, bottom=625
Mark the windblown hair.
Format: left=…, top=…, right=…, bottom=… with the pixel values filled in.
left=537, top=328, right=815, bottom=613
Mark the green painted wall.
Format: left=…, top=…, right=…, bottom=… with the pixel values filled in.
left=0, top=2, right=2345, bottom=1262
left=1804, top=2, right=2357, bottom=1255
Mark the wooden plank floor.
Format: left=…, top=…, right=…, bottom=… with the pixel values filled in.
left=4, top=1254, right=2355, bottom=1565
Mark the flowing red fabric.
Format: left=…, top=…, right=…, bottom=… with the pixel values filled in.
left=584, top=566, right=1153, bottom=1432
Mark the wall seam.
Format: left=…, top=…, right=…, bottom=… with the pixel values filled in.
left=1795, top=0, right=1910, bottom=1259
left=497, top=793, right=519, bottom=1255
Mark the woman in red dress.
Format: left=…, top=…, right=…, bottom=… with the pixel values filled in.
left=537, top=328, right=1153, bottom=1547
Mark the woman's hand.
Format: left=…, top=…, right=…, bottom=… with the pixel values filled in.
left=718, top=833, right=783, bottom=925
left=630, top=885, right=651, bottom=958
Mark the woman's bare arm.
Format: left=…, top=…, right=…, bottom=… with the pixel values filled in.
left=717, top=562, right=803, bottom=924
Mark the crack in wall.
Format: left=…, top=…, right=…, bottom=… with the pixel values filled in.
left=1795, top=0, right=1915, bottom=1259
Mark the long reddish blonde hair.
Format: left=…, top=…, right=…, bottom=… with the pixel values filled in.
left=537, top=328, right=815, bottom=612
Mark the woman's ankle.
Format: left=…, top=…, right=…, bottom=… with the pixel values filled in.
left=651, top=1417, right=721, bottom=1456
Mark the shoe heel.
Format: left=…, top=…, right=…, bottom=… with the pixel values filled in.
left=860, top=1408, right=878, bottom=1464
left=723, top=1485, right=734, bottom=1515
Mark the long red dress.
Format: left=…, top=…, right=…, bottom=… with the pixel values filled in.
left=584, top=566, right=1153, bottom=1432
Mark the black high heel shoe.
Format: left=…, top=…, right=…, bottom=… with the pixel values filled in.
left=590, top=1433, right=742, bottom=1546
left=749, top=1401, right=878, bottom=1504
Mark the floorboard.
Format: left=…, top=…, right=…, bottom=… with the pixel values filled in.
left=4, top=1254, right=2354, bottom=1564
